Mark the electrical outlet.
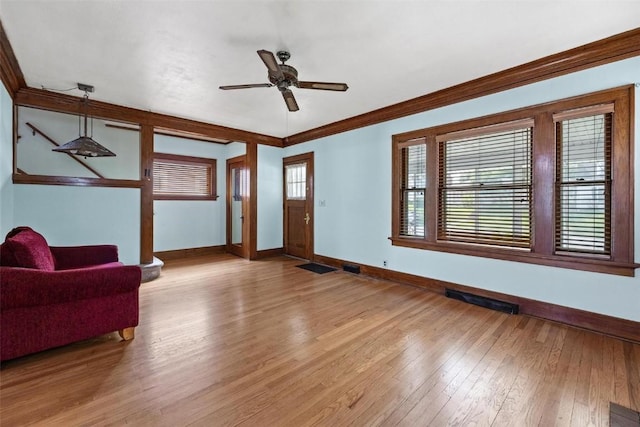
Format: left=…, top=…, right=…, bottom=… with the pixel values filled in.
left=383, top=260, right=388, bottom=267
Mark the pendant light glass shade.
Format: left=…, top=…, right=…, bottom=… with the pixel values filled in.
left=52, top=86, right=116, bottom=157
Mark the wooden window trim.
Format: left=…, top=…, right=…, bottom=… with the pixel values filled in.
left=153, top=152, right=218, bottom=201
left=391, top=85, right=638, bottom=277
left=435, top=118, right=535, bottom=142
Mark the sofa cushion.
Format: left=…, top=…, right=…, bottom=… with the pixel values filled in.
left=3, top=227, right=55, bottom=271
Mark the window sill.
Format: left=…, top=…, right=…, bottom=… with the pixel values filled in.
left=153, top=195, right=219, bottom=201
left=389, top=237, right=638, bottom=277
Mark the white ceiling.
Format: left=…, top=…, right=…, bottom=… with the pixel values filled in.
left=1, top=1, right=639, bottom=139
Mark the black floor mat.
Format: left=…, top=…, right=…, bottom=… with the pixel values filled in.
left=296, top=263, right=337, bottom=274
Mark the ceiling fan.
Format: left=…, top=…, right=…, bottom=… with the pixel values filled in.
left=219, top=50, right=349, bottom=112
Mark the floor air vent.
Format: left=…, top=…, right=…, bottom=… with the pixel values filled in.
left=445, top=289, right=519, bottom=314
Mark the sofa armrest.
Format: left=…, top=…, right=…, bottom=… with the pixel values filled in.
left=0, top=264, right=141, bottom=309
left=50, top=245, right=119, bottom=270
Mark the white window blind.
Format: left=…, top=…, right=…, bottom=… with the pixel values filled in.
left=438, top=124, right=532, bottom=248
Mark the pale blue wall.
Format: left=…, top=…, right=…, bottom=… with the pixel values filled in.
left=226, top=141, right=246, bottom=159
left=0, top=83, right=13, bottom=236
left=153, top=137, right=253, bottom=252
left=6, top=109, right=141, bottom=263
left=13, top=185, right=140, bottom=264
left=3, top=100, right=141, bottom=264
left=281, top=57, right=640, bottom=321
left=257, top=144, right=282, bottom=251
left=153, top=134, right=230, bottom=252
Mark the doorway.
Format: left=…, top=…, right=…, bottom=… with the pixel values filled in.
left=283, top=152, right=314, bottom=260
left=226, top=155, right=248, bottom=258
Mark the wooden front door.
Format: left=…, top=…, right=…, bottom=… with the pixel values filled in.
left=283, top=152, right=314, bottom=260
left=226, top=155, right=248, bottom=258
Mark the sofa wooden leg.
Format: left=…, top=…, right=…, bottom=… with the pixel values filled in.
left=118, top=327, right=135, bottom=341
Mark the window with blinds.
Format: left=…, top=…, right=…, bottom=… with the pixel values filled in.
left=437, top=121, right=532, bottom=248
left=399, top=142, right=426, bottom=237
left=391, top=87, right=633, bottom=276
left=554, top=106, right=612, bottom=255
left=153, top=153, right=217, bottom=200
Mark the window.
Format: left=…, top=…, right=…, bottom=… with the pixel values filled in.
left=285, top=162, right=307, bottom=200
left=399, top=141, right=426, bottom=237
left=153, top=153, right=217, bottom=200
left=554, top=106, right=614, bottom=256
left=391, top=86, right=635, bottom=276
left=437, top=120, right=532, bottom=248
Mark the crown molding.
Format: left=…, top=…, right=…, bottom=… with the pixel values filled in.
left=0, top=20, right=26, bottom=97
left=284, top=27, right=640, bottom=146
left=15, top=87, right=282, bottom=147
left=5, top=18, right=639, bottom=147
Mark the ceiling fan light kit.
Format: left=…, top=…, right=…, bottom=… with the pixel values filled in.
left=219, top=49, right=349, bottom=112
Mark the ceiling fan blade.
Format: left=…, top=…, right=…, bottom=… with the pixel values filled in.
left=257, top=49, right=284, bottom=80
left=219, top=83, right=273, bottom=90
left=298, top=81, right=349, bottom=91
left=282, top=89, right=299, bottom=112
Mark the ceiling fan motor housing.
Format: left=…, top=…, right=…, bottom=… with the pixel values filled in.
left=270, top=64, right=298, bottom=91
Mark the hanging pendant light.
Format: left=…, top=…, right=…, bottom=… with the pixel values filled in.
left=53, top=84, right=116, bottom=157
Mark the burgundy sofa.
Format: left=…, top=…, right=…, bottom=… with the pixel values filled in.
left=0, top=227, right=141, bottom=361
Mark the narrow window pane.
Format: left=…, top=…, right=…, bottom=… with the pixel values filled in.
left=403, top=189, right=425, bottom=236
left=286, top=163, right=306, bottom=200
left=400, top=143, right=426, bottom=237
left=556, top=113, right=611, bottom=254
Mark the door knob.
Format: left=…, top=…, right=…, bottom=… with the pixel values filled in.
left=304, top=213, right=310, bottom=224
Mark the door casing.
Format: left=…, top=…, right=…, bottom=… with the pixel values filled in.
left=226, top=155, right=249, bottom=258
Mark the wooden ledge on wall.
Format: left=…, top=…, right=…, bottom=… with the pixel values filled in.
left=154, top=245, right=225, bottom=261
left=312, top=254, right=640, bottom=344
left=12, top=173, right=143, bottom=188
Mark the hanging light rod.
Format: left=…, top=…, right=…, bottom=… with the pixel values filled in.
left=52, top=83, right=116, bottom=158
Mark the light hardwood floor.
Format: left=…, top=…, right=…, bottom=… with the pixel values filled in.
left=1, top=254, right=638, bottom=426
